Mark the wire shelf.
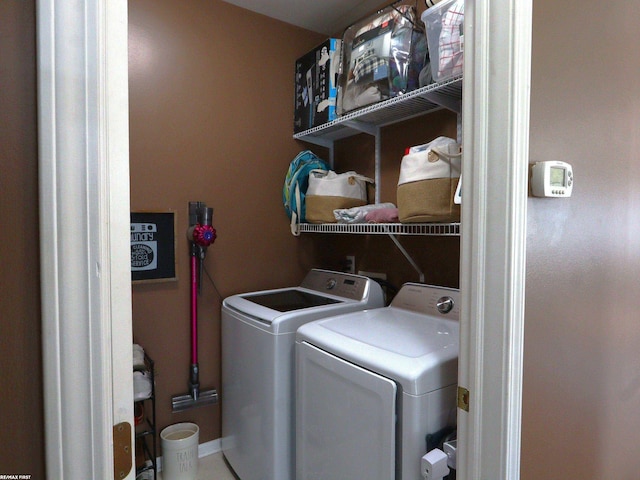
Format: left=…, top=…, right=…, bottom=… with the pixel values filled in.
left=293, top=76, right=462, bottom=143
left=292, top=77, right=463, bottom=240
left=296, top=222, right=460, bottom=236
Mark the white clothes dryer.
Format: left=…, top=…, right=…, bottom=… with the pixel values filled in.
left=221, top=269, right=384, bottom=480
left=295, top=283, right=459, bottom=480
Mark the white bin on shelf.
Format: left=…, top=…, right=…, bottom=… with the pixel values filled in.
left=161, top=422, right=199, bottom=480
left=422, top=0, right=465, bottom=82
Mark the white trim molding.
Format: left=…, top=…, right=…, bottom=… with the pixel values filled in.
left=37, top=0, right=133, bottom=478
left=458, top=0, right=532, bottom=478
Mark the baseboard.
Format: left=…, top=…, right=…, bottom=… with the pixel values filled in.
left=198, top=437, right=222, bottom=457
left=156, top=437, right=222, bottom=472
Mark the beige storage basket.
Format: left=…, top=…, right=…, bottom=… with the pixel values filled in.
left=397, top=137, right=461, bottom=223
left=305, top=170, right=374, bottom=223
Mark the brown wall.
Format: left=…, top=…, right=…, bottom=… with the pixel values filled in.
left=128, top=0, right=459, bottom=449
left=324, top=110, right=460, bottom=290
left=127, top=0, right=327, bottom=446
left=0, top=0, right=45, bottom=477
left=522, top=0, right=640, bottom=477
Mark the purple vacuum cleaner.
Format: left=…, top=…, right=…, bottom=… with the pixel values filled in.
left=172, top=201, right=218, bottom=412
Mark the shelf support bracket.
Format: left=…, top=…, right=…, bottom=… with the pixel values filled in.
left=423, top=91, right=462, bottom=113
left=386, top=232, right=425, bottom=283
left=341, top=121, right=382, bottom=203
left=295, top=135, right=335, bottom=167
left=341, top=119, right=378, bottom=136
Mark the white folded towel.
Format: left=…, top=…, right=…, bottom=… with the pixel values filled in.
left=133, top=344, right=145, bottom=370
left=133, top=370, right=152, bottom=401
left=334, top=203, right=396, bottom=223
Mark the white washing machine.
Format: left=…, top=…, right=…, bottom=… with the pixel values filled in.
left=295, top=283, right=459, bottom=480
left=221, top=269, right=384, bottom=480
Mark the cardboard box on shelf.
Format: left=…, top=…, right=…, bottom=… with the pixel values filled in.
left=294, top=38, right=341, bottom=133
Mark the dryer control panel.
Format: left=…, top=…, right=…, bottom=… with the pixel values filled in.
left=391, top=283, right=460, bottom=320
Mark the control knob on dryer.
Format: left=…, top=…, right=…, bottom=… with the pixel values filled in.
left=436, top=296, right=454, bottom=314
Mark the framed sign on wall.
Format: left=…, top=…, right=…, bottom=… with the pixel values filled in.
left=130, top=211, right=177, bottom=283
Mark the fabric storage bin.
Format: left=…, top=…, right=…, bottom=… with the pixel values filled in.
left=337, top=5, right=427, bottom=115
left=421, top=0, right=464, bottom=82
left=397, top=136, right=461, bottom=223
left=305, top=170, right=374, bottom=223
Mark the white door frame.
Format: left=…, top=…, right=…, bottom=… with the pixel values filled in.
left=37, top=0, right=134, bottom=478
left=37, top=0, right=532, bottom=478
left=458, top=0, right=532, bottom=478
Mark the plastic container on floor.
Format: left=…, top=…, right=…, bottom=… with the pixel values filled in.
left=161, top=422, right=199, bottom=480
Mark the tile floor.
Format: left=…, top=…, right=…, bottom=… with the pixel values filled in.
left=156, top=451, right=236, bottom=480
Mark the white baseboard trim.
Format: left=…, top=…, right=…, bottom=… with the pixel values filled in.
left=156, top=437, right=222, bottom=472
left=199, top=437, right=223, bottom=457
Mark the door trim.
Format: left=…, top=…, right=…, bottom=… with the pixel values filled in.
left=458, top=0, right=532, bottom=478
left=37, top=0, right=133, bottom=477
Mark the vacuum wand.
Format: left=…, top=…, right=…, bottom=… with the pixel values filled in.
left=189, top=249, right=200, bottom=399
left=172, top=201, right=218, bottom=413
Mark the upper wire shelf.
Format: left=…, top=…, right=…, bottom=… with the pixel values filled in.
left=293, top=76, right=462, bottom=144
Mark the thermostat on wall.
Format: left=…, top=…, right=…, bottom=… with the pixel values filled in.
left=530, top=160, right=573, bottom=197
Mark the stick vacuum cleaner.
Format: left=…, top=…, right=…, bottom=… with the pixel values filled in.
left=172, top=201, right=219, bottom=413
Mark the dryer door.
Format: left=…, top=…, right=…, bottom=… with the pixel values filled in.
left=296, top=342, right=397, bottom=480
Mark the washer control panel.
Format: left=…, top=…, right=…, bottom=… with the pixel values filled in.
left=301, top=269, right=374, bottom=301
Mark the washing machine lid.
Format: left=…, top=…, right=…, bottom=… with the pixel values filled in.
left=222, top=269, right=385, bottom=333
left=296, top=284, right=459, bottom=395
left=244, top=289, right=340, bottom=312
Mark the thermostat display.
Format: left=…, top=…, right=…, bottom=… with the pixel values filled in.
left=531, top=161, right=573, bottom=197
